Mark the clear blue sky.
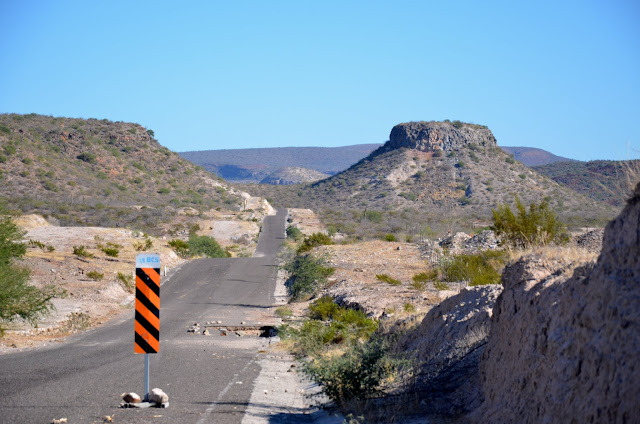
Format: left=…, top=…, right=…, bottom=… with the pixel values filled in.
left=1, top=1, right=638, bottom=161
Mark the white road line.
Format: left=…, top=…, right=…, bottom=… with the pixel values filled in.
left=196, top=357, right=256, bottom=424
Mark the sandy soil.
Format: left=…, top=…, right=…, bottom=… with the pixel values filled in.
left=316, top=240, right=462, bottom=319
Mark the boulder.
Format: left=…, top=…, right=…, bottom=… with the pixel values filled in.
left=394, top=285, right=503, bottom=417
left=121, top=392, right=141, bottom=404
left=148, top=388, right=169, bottom=404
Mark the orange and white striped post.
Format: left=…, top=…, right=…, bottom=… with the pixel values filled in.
left=135, top=253, right=160, bottom=400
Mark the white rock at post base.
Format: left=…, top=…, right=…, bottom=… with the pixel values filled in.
left=122, top=392, right=141, bottom=403
left=149, top=388, right=169, bottom=404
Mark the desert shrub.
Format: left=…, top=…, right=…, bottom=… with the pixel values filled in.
left=133, top=237, right=153, bottom=251
left=399, top=192, right=417, bottom=201
left=284, top=254, right=335, bottom=301
left=403, top=302, right=416, bottom=313
left=410, top=270, right=437, bottom=290
left=364, top=210, right=383, bottom=223
left=0, top=125, right=10, bottom=135
left=440, top=250, right=508, bottom=286
left=281, top=298, right=377, bottom=357
left=433, top=280, right=449, bottom=290
left=187, top=235, right=228, bottom=258
left=76, top=152, right=97, bottom=164
left=303, top=336, right=394, bottom=405
left=275, top=306, right=293, bottom=319
left=308, top=295, right=341, bottom=320
left=168, top=239, right=189, bottom=258
left=286, top=225, right=303, bottom=241
left=452, top=120, right=464, bottom=129
left=505, top=156, right=516, bottom=164
left=0, top=210, right=61, bottom=335
left=72, top=245, right=94, bottom=258
left=296, top=232, right=333, bottom=254
left=375, top=273, right=401, bottom=286
left=382, top=233, right=397, bottom=242
left=86, top=270, right=104, bottom=281
left=492, top=195, right=569, bottom=248
left=97, top=242, right=120, bottom=257
left=116, top=272, right=134, bottom=292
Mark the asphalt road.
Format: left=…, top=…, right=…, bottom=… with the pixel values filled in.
left=0, top=209, right=288, bottom=424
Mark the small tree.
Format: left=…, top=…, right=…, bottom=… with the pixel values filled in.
left=0, top=210, right=61, bottom=335
left=492, top=196, right=569, bottom=249
left=284, top=254, right=335, bottom=301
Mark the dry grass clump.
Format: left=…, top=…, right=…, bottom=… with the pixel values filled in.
left=507, top=245, right=598, bottom=273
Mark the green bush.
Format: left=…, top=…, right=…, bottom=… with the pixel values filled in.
left=187, top=234, right=228, bottom=258
left=383, top=233, right=397, bottom=242
left=101, top=247, right=119, bottom=257
left=492, top=195, right=569, bottom=248
left=403, top=302, right=416, bottom=313
left=304, top=336, right=392, bottom=405
left=73, top=245, right=94, bottom=258
left=0, top=210, right=61, bottom=335
left=308, top=295, right=341, bottom=320
left=433, top=280, right=449, bottom=290
left=441, top=250, right=508, bottom=286
left=275, top=306, right=292, bottom=319
left=296, top=232, right=333, bottom=254
left=410, top=271, right=437, bottom=290
left=364, top=210, right=383, bottom=223
left=86, top=271, right=104, bottom=281
left=116, top=272, right=134, bottom=292
left=77, top=152, right=97, bottom=164
left=286, top=225, right=303, bottom=241
left=133, top=237, right=153, bottom=251
left=168, top=239, right=190, bottom=258
left=284, top=254, right=335, bottom=301
left=376, top=273, right=401, bottom=286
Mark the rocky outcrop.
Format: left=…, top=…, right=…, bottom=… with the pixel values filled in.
left=469, top=182, right=640, bottom=423
left=388, top=121, right=497, bottom=153
left=260, top=167, right=330, bottom=185
left=393, top=286, right=503, bottom=417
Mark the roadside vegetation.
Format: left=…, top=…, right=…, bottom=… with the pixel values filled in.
left=0, top=207, right=62, bottom=336
left=168, top=234, right=229, bottom=259
left=279, top=197, right=572, bottom=417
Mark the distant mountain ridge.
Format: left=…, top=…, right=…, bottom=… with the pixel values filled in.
left=179, top=144, right=382, bottom=182
left=533, top=160, right=640, bottom=207
left=500, top=146, right=576, bottom=166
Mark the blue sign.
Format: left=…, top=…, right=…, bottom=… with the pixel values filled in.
left=136, top=253, right=161, bottom=268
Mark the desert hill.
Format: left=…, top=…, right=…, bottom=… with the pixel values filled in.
left=0, top=114, right=244, bottom=232
left=249, top=121, right=615, bottom=230
left=533, top=159, right=640, bottom=207
left=259, top=167, right=330, bottom=185
left=179, top=144, right=381, bottom=182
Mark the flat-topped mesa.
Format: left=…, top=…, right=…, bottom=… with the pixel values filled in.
left=388, top=121, right=497, bottom=152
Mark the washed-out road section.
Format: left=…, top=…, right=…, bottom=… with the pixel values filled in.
left=0, top=209, right=287, bottom=424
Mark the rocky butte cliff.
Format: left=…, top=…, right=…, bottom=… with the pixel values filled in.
left=386, top=121, right=497, bottom=152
